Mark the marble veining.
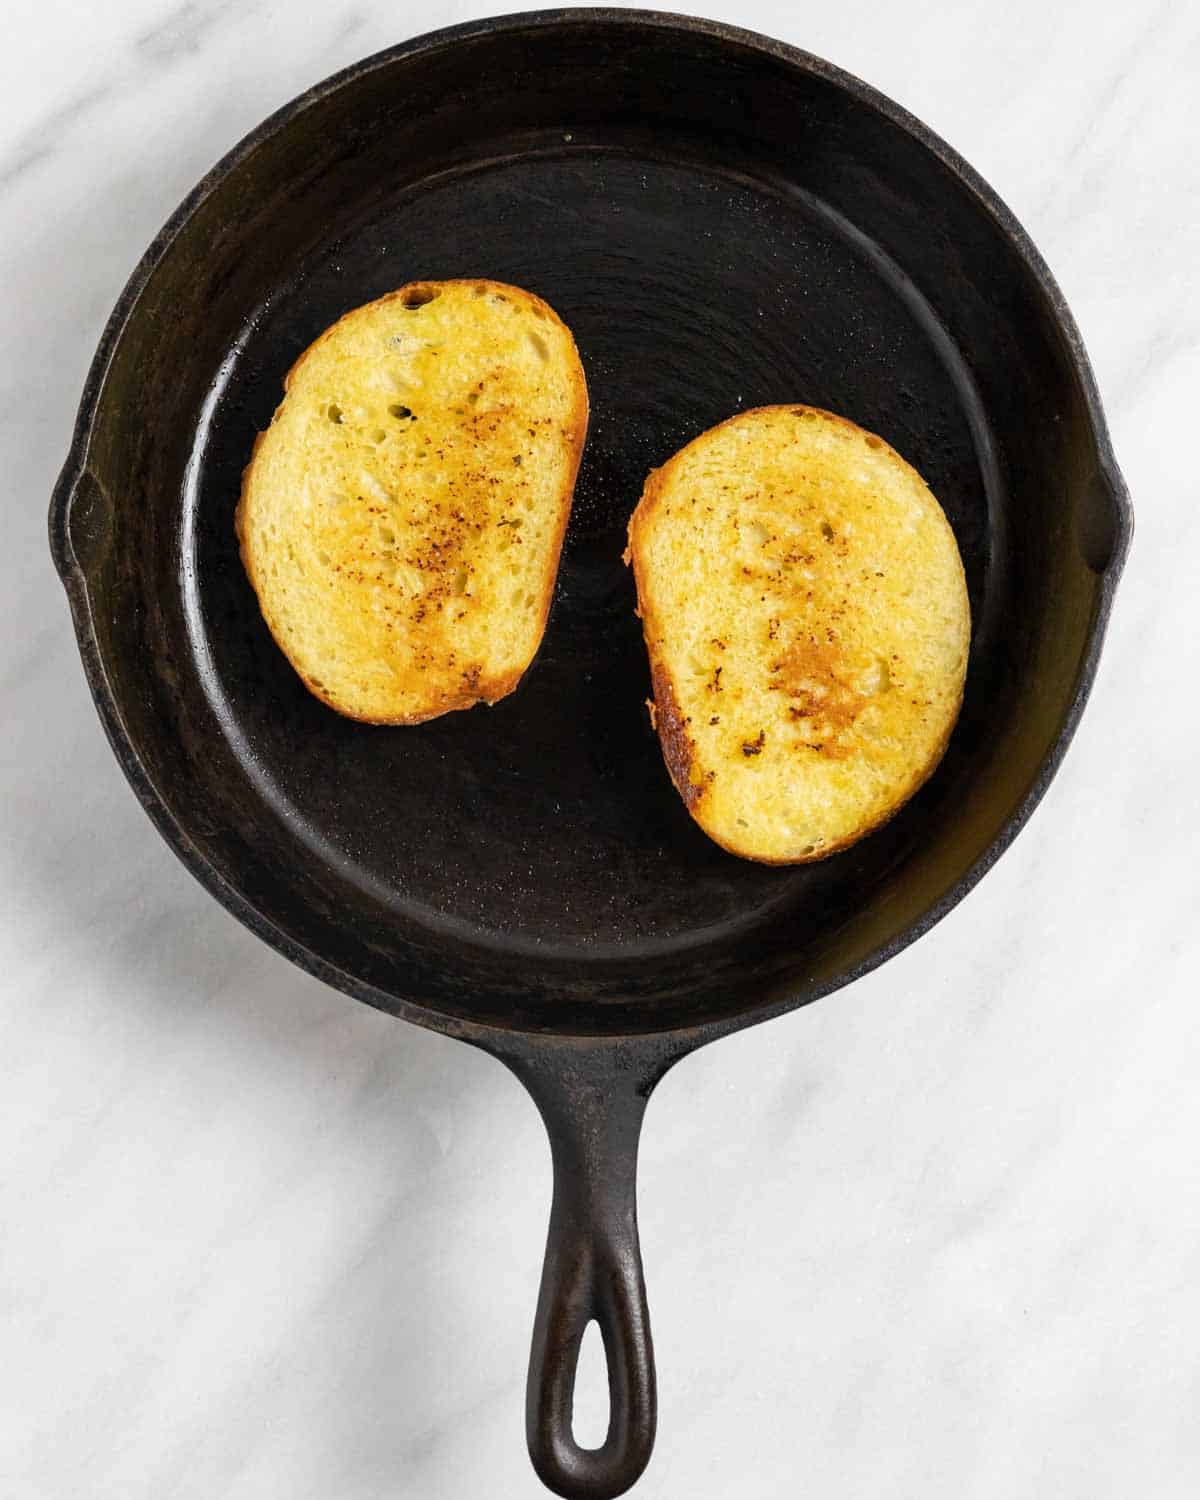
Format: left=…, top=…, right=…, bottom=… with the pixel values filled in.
left=0, top=83, right=117, bottom=193
left=135, top=0, right=248, bottom=66
left=2, top=2, right=1198, bottom=1497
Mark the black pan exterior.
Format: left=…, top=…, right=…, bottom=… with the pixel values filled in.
left=49, top=10, right=1129, bottom=1044
left=50, top=13, right=1130, bottom=1495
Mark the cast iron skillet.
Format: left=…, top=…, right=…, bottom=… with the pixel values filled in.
left=50, top=10, right=1131, bottom=1497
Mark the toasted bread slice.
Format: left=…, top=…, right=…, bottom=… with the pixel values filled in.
left=237, top=279, right=587, bottom=722
left=627, top=406, right=970, bottom=863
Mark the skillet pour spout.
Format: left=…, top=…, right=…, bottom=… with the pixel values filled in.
left=50, top=11, right=1130, bottom=1496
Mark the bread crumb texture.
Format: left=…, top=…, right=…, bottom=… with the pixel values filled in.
left=237, top=280, right=587, bottom=722
left=628, top=405, right=970, bottom=863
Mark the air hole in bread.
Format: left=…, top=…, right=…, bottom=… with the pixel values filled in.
left=388, top=403, right=414, bottom=420
left=371, top=429, right=386, bottom=444
left=327, top=404, right=343, bottom=423
left=864, top=434, right=883, bottom=450
left=820, top=520, right=835, bottom=540
left=453, top=568, right=469, bottom=594
left=400, top=285, right=439, bottom=308
left=317, top=550, right=331, bottom=567
left=467, top=391, right=480, bottom=405
left=378, top=524, right=396, bottom=547
left=528, top=331, right=550, bottom=362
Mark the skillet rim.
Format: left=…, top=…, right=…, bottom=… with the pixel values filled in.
left=48, top=7, right=1133, bottom=1050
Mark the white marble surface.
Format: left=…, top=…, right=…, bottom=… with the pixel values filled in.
left=2, top=1, right=1198, bottom=1495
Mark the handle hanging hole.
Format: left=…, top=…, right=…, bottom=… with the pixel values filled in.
left=572, top=1319, right=610, bottom=1451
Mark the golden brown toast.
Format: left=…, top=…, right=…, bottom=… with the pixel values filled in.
left=627, top=405, right=970, bottom=862
left=237, top=279, right=587, bottom=722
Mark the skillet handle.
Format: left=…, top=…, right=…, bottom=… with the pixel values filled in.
left=498, top=1043, right=675, bottom=1500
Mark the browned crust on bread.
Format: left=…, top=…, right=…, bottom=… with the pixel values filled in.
left=648, top=664, right=704, bottom=809
left=235, top=279, right=588, bottom=725
left=626, top=404, right=967, bottom=865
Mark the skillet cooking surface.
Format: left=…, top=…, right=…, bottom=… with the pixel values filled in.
left=59, top=13, right=1127, bottom=1034
left=188, top=155, right=998, bottom=948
